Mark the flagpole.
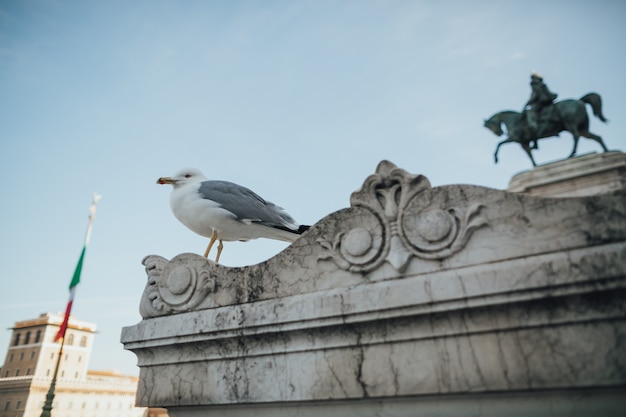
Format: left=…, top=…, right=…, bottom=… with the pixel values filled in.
left=40, top=194, right=101, bottom=417
left=39, top=333, right=66, bottom=417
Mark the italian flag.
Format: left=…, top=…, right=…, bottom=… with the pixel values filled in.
left=54, top=194, right=102, bottom=342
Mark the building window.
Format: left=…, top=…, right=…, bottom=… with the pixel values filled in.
left=67, top=334, right=74, bottom=346
left=15, top=369, right=20, bottom=377
left=50, top=352, right=54, bottom=359
left=24, top=331, right=31, bottom=344
left=35, top=330, right=41, bottom=343
left=30, top=350, right=36, bottom=359
left=13, top=333, right=20, bottom=346
left=16, top=401, right=22, bottom=410
left=19, top=352, right=24, bottom=361
left=74, top=372, right=79, bottom=379
left=78, top=355, right=82, bottom=363
left=4, top=401, right=9, bottom=411
left=80, top=336, right=87, bottom=347
left=3, top=370, right=9, bottom=377
left=46, top=369, right=51, bottom=376
left=9, top=353, right=13, bottom=362
left=26, top=368, right=31, bottom=375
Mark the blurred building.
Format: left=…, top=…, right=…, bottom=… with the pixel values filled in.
left=0, top=313, right=163, bottom=417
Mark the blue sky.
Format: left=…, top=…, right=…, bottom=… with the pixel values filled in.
left=1, top=0, right=624, bottom=376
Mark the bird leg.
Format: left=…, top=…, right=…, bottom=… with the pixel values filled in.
left=204, top=231, right=218, bottom=259
left=203, top=231, right=225, bottom=264
left=215, top=240, right=224, bottom=264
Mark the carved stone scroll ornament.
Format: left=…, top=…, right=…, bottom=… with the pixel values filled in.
left=139, top=253, right=216, bottom=318
left=318, top=161, right=487, bottom=273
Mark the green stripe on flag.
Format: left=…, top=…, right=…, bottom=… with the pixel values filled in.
left=69, top=247, right=86, bottom=289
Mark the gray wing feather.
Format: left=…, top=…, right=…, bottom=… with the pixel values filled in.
left=197, top=180, right=298, bottom=230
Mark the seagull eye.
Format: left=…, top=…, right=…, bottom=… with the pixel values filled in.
left=184, top=174, right=191, bottom=178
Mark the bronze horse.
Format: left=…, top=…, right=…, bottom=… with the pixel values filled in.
left=484, top=93, right=609, bottom=166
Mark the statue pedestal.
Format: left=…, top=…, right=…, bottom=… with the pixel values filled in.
left=122, top=161, right=626, bottom=416
left=508, top=151, right=626, bottom=197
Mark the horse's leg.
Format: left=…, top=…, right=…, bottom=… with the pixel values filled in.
left=581, top=130, right=609, bottom=152
left=568, top=134, right=581, bottom=158
left=521, top=142, right=537, bottom=167
left=494, top=138, right=513, bottom=164
left=566, top=125, right=581, bottom=158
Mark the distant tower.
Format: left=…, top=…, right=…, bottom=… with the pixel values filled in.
left=0, top=313, right=147, bottom=417
left=1, top=313, right=95, bottom=382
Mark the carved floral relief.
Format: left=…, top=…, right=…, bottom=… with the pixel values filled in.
left=140, top=254, right=216, bottom=318
left=318, top=161, right=487, bottom=273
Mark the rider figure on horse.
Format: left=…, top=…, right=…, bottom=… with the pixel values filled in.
left=523, top=72, right=558, bottom=150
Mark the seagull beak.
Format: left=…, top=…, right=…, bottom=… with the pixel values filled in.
left=157, top=177, right=176, bottom=185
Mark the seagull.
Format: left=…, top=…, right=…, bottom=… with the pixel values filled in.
left=157, top=168, right=310, bottom=263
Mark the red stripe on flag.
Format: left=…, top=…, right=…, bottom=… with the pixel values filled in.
left=55, top=299, right=73, bottom=341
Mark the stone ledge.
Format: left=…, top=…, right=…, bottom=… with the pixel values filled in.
left=508, top=151, right=626, bottom=196
left=122, top=242, right=626, bottom=356
left=125, top=287, right=625, bottom=406
left=123, top=283, right=625, bottom=367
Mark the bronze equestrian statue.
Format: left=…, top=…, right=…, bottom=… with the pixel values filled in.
left=484, top=73, right=609, bottom=167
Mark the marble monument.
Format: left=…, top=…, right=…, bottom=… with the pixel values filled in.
left=122, top=158, right=626, bottom=416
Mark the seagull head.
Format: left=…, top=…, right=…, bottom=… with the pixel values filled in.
left=157, top=168, right=207, bottom=188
